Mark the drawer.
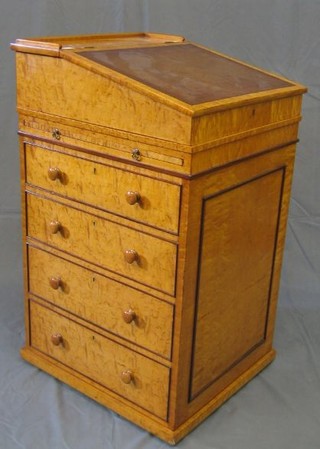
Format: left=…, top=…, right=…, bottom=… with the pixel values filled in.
left=29, top=300, right=170, bottom=419
left=26, top=194, right=177, bottom=295
left=25, top=143, right=181, bottom=233
left=28, top=246, right=173, bottom=359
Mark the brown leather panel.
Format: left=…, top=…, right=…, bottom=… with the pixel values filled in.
left=81, top=44, right=291, bottom=105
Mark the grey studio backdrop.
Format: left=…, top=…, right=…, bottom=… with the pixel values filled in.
left=0, top=1, right=319, bottom=449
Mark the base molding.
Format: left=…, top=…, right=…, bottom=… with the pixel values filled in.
left=172, top=349, right=276, bottom=444
left=21, top=347, right=275, bottom=444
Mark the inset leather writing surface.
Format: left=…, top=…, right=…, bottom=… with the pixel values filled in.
left=81, top=44, right=291, bottom=105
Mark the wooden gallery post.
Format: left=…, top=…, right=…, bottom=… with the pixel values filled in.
left=11, top=33, right=306, bottom=444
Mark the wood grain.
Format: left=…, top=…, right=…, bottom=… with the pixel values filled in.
left=20, top=345, right=275, bottom=444
left=190, top=123, right=299, bottom=175
left=191, top=95, right=303, bottom=146
left=26, top=193, right=177, bottom=295
left=30, top=299, right=170, bottom=419
left=11, top=32, right=185, bottom=55
left=14, top=44, right=305, bottom=145
left=169, top=145, right=297, bottom=427
left=12, top=33, right=306, bottom=444
left=25, top=142, right=181, bottom=233
left=15, top=53, right=192, bottom=143
left=191, top=168, right=284, bottom=398
left=28, top=245, right=173, bottom=358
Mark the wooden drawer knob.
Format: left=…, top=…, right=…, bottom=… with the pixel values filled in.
left=120, top=370, right=133, bottom=384
left=125, top=191, right=140, bottom=205
left=124, top=249, right=139, bottom=264
left=49, top=220, right=62, bottom=234
left=122, top=309, right=136, bottom=324
left=48, top=167, right=62, bottom=181
left=49, top=276, right=61, bottom=290
left=51, top=333, right=63, bottom=346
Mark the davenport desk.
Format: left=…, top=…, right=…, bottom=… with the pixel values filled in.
left=11, top=33, right=306, bottom=444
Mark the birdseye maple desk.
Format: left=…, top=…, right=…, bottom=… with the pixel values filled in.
left=11, top=32, right=306, bottom=444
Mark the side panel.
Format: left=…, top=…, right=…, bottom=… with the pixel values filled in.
left=191, top=95, right=303, bottom=145
left=170, top=144, right=296, bottom=427
left=190, top=169, right=284, bottom=398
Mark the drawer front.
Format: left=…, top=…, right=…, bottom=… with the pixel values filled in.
left=28, top=246, right=173, bottom=359
left=25, top=143, right=181, bottom=233
left=27, top=194, right=177, bottom=295
left=30, top=300, right=170, bottom=419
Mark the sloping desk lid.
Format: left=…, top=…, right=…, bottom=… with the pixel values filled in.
left=80, top=44, right=291, bottom=106
left=12, top=33, right=307, bottom=148
left=12, top=32, right=305, bottom=114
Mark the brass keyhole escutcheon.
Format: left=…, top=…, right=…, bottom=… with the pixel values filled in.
left=131, top=148, right=141, bottom=161
left=52, top=128, right=61, bottom=140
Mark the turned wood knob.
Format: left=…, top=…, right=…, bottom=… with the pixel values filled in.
left=125, top=191, right=140, bottom=205
left=122, top=309, right=136, bottom=324
left=124, top=249, right=139, bottom=264
left=48, top=167, right=62, bottom=181
left=120, top=370, right=133, bottom=384
left=51, top=333, right=63, bottom=346
left=49, top=220, right=61, bottom=234
left=49, top=276, right=61, bottom=290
